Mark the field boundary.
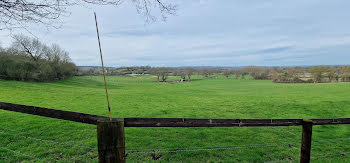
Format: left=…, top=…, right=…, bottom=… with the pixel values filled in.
left=1, top=101, right=350, bottom=163
left=1, top=102, right=349, bottom=127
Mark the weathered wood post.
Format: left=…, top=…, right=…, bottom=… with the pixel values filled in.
left=97, top=118, right=125, bottom=163
left=300, top=119, right=313, bottom=163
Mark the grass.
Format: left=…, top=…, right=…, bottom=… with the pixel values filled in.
left=0, top=75, right=350, bottom=162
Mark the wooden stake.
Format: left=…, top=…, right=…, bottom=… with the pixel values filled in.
left=94, top=12, right=112, bottom=121
left=97, top=119, right=125, bottom=163
left=300, top=119, right=313, bottom=163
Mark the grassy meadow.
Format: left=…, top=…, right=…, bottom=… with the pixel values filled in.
left=0, top=75, right=350, bottom=162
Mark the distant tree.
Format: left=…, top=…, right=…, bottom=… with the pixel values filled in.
left=140, top=66, right=151, bottom=74
left=326, top=68, right=336, bottom=82
left=230, top=69, right=240, bottom=79
left=209, top=68, right=217, bottom=77
left=336, top=75, right=340, bottom=82
left=269, top=69, right=279, bottom=80
left=179, top=69, right=186, bottom=81
left=136, top=68, right=143, bottom=74
left=199, top=69, right=210, bottom=78
left=149, top=67, right=169, bottom=82
left=309, top=66, right=329, bottom=83
left=159, top=68, right=169, bottom=82
left=339, top=66, right=350, bottom=82
left=213, top=68, right=222, bottom=76
left=172, top=69, right=179, bottom=77
left=171, top=69, right=185, bottom=81
left=241, top=66, right=267, bottom=80
left=275, top=72, right=291, bottom=83
left=222, top=69, right=232, bottom=79
left=185, top=67, right=195, bottom=81
left=275, top=67, right=283, bottom=73
left=150, top=68, right=161, bottom=82
left=240, top=72, right=249, bottom=80
left=286, top=68, right=297, bottom=78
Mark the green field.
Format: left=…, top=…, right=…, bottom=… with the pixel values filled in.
left=1, top=75, right=350, bottom=162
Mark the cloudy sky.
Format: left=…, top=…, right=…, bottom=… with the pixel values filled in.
left=1, top=0, right=350, bottom=67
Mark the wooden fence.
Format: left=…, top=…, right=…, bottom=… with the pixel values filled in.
left=1, top=101, right=350, bottom=163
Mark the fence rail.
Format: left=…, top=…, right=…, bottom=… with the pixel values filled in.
left=124, top=117, right=350, bottom=127
left=1, top=102, right=350, bottom=127
left=0, top=102, right=104, bottom=125
left=1, top=101, right=350, bottom=163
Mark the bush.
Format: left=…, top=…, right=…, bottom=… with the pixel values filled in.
left=0, top=35, right=77, bottom=81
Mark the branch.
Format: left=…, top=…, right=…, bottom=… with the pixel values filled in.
left=0, top=0, right=178, bottom=31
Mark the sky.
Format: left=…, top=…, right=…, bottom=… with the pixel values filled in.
left=1, top=0, right=350, bottom=67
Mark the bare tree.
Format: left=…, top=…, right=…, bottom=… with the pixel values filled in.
left=222, top=69, right=232, bottom=79
left=230, top=69, right=240, bottom=79
left=185, top=67, right=195, bottom=81
left=0, top=0, right=177, bottom=30
left=159, top=67, right=169, bottom=82
left=199, top=68, right=214, bottom=78
left=171, top=69, right=184, bottom=81
left=11, top=34, right=47, bottom=62
left=199, top=69, right=209, bottom=78
left=241, top=66, right=268, bottom=80
left=268, top=69, right=278, bottom=80
left=179, top=69, right=186, bottom=81
left=46, top=44, right=69, bottom=62
left=132, top=0, right=177, bottom=23
left=150, top=67, right=161, bottom=82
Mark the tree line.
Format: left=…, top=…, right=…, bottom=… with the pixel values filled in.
left=77, top=66, right=271, bottom=82
left=0, top=35, right=77, bottom=81
left=78, top=65, right=350, bottom=83
left=270, top=66, right=350, bottom=83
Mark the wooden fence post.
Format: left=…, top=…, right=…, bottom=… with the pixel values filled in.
left=97, top=118, right=125, bottom=163
left=300, top=119, right=313, bottom=163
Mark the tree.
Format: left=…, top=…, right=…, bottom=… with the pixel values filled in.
left=0, top=35, right=76, bottom=81
left=222, top=69, right=232, bottom=79
left=159, top=68, right=169, bottom=82
left=150, top=68, right=161, bottom=82
left=11, top=35, right=47, bottom=62
left=339, top=66, right=350, bottom=82
left=150, top=67, right=169, bottom=82
left=230, top=69, right=240, bottom=80
left=171, top=69, right=185, bottom=81
left=286, top=68, right=297, bottom=78
left=172, top=69, right=179, bottom=77
left=309, top=66, right=329, bottom=83
left=240, top=72, right=248, bottom=80
left=326, top=68, right=336, bottom=82
left=241, top=66, right=266, bottom=80
left=185, top=67, right=195, bottom=81
left=199, top=69, right=210, bottom=78
left=179, top=69, right=186, bottom=81
left=269, top=69, right=278, bottom=80
left=0, top=0, right=177, bottom=31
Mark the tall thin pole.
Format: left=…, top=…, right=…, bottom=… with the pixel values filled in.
left=94, top=12, right=112, bottom=121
